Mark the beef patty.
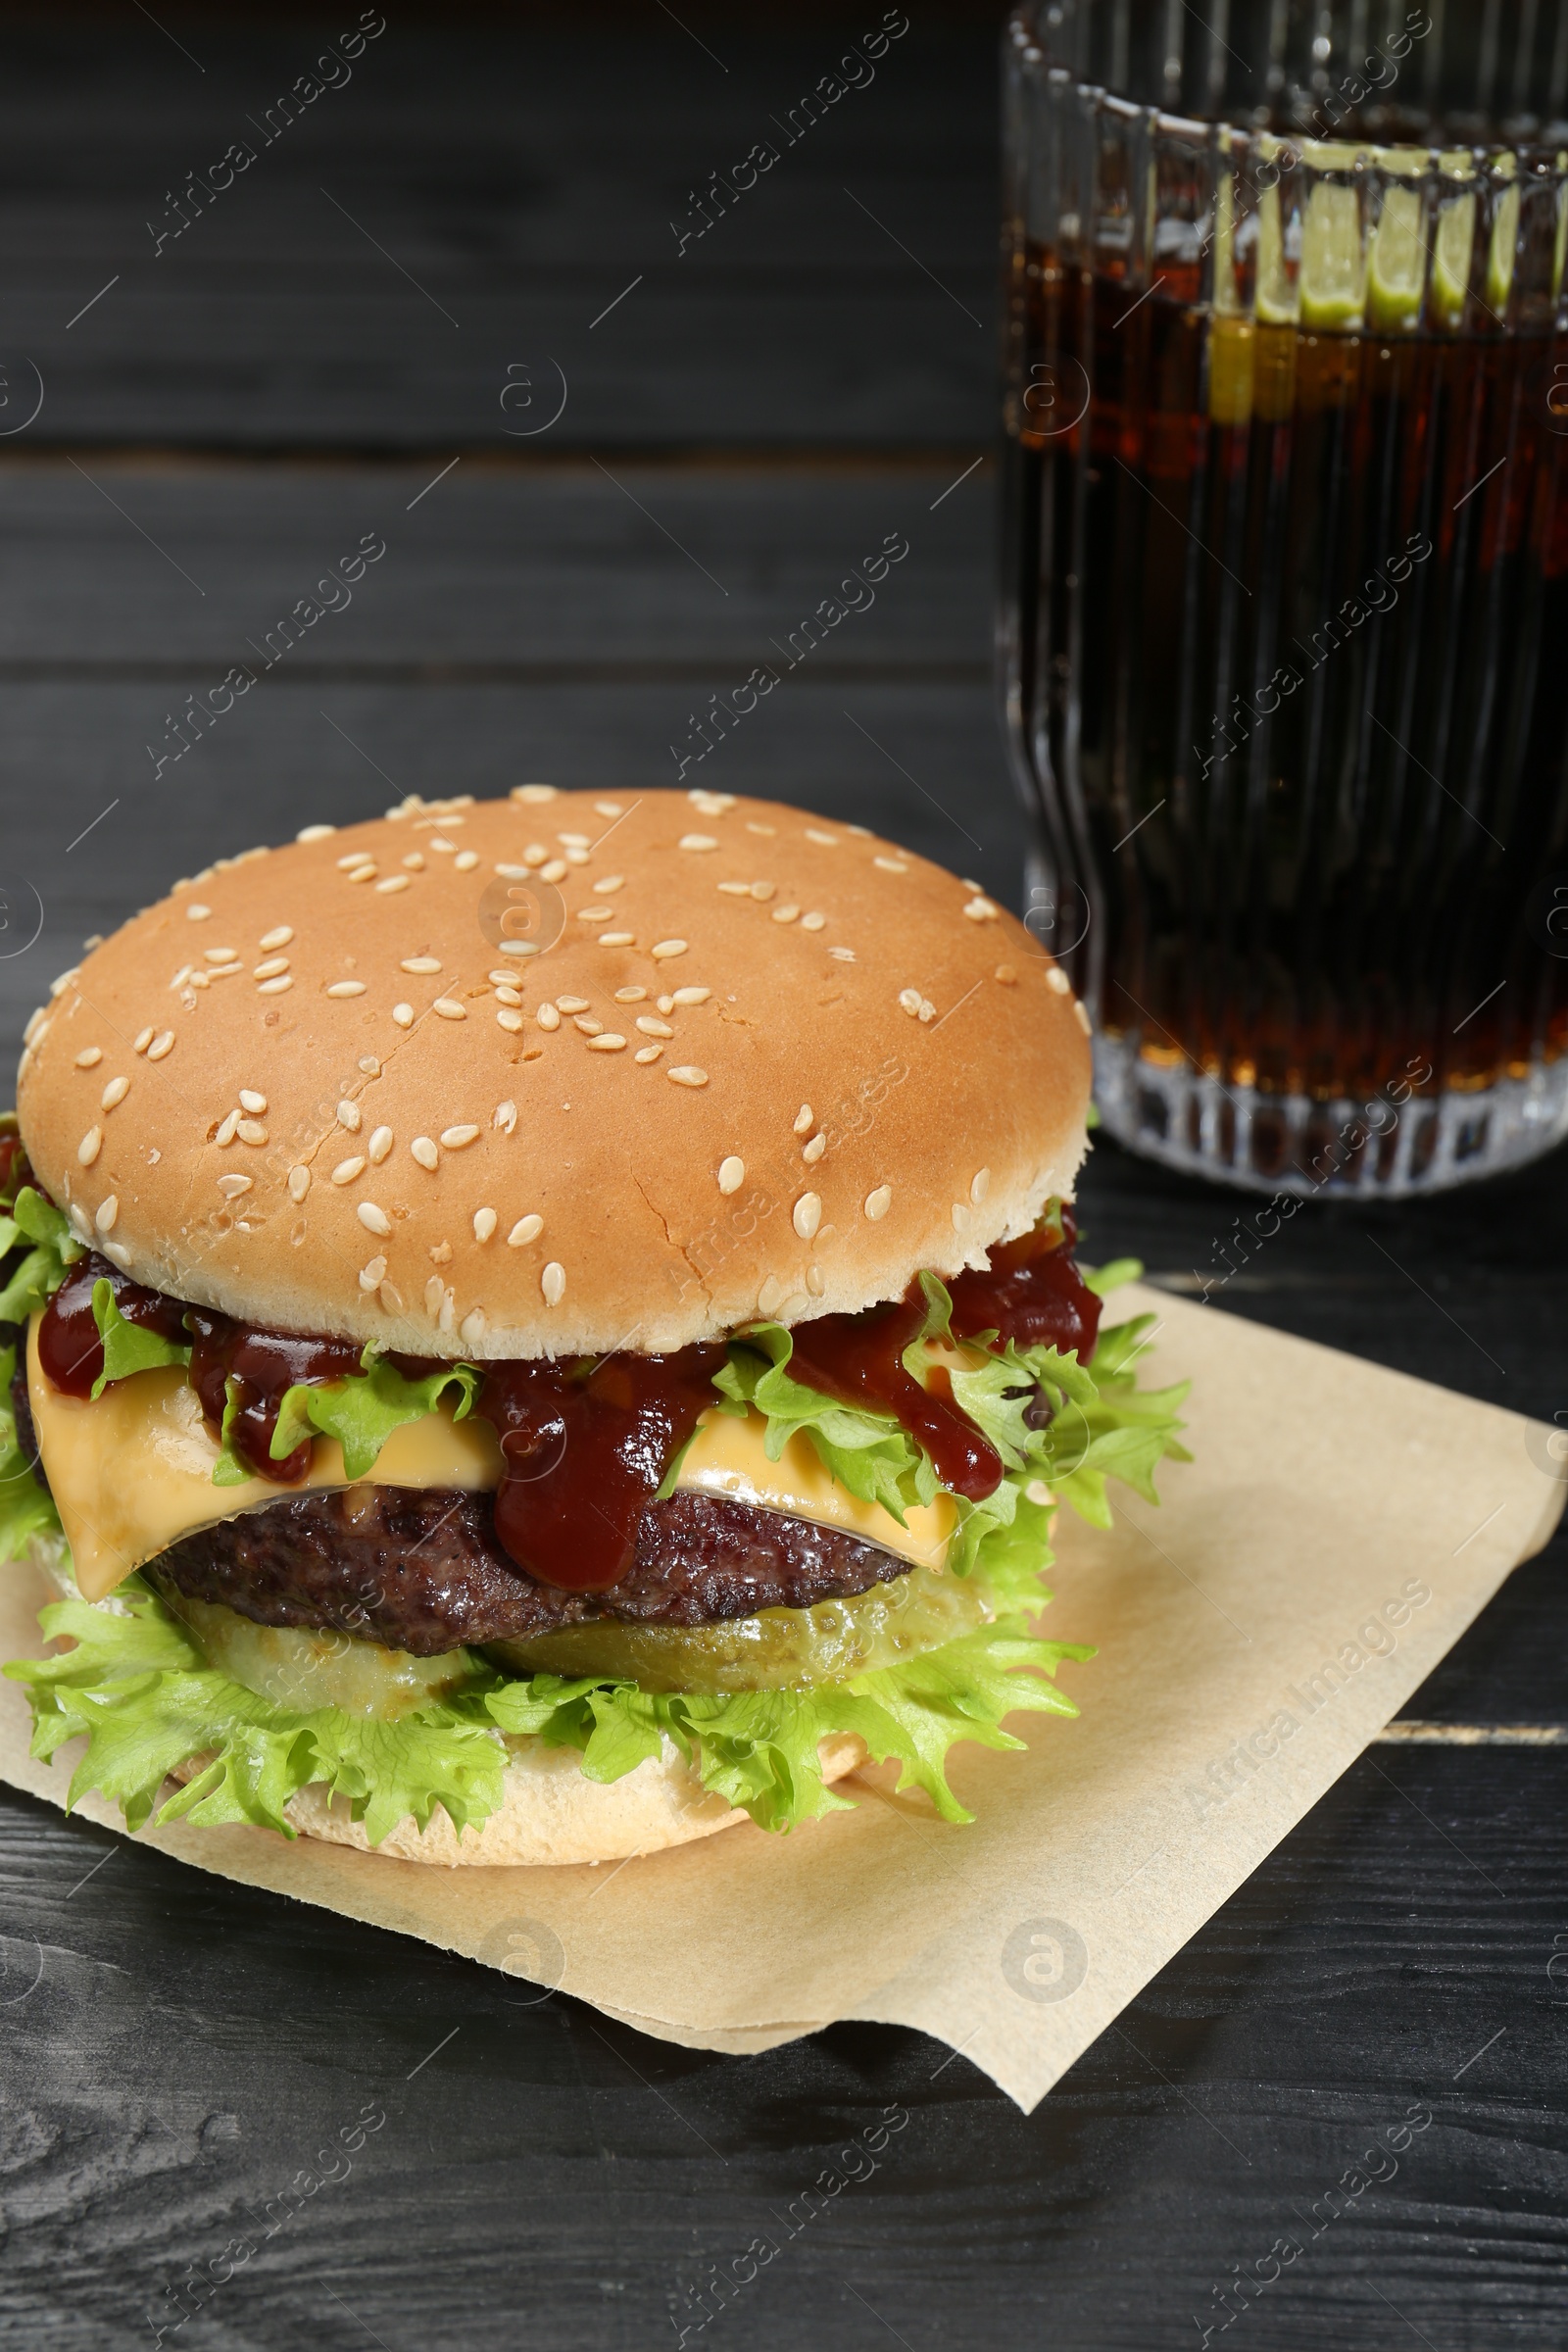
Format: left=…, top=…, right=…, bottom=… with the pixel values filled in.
left=14, top=1351, right=915, bottom=1653
left=144, top=1486, right=913, bottom=1653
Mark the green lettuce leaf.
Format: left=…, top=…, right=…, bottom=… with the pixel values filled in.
left=0, top=1340, right=62, bottom=1564
left=270, top=1350, right=481, bottom=1479
left=7, top=1576, right=1089, bottom=1841
left=486, top=1615, right=1089, bottom=1830
left=210, top=1382, right=253, bottom=1488
left=0, top=1187, right=82, bottom=1324
left=714, top=1323, right=937, bottom=1524
left=90, top=1278, right=191, bottom=1400
left=6, top=1585, right=506, bottom=1841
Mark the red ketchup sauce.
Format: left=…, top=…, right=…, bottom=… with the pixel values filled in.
left=470, top=1348, right=725, bottom=1593
left=946, top=1202, right=1102, bottom=1360
left=184, top=1309, right=364, bottom=1485
left=788, top=1295, right=1004, bottom=1502
left=36, top=1252, right=191, bottom=1399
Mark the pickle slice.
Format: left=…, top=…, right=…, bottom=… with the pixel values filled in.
left=482, top=1561, right=1004, bottom=1693
left=165, top=1587, right=482, bottom=1720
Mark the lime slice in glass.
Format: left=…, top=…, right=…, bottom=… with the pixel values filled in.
left=1432, top=193, right=1475, bottom=327
left=1368, top=185, right=1424, bottom=330
left=1299, top=180, right=1366, bottom=330
left=1487, top=178, right=1520, bottom=318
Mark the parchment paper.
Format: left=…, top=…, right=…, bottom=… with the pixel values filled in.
left=2, top=1288, right=1560, bottom=2112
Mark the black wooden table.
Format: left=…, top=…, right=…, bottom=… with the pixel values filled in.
left=1, top=11, right=1564, bottom=2347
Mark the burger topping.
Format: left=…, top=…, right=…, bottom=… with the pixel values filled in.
left=36, top=1251, right=190, bottom=1399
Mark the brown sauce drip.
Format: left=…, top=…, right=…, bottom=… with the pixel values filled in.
left=473, top=1348, right=726, bottom=1592
left=946, top=1203, right=1102, bottom=1360
left=186, top=1308, right=363, bottom=1485
left=36, top=1252, right=191, bottom=1399
left=787, top=1294, right=1004, bottom=1502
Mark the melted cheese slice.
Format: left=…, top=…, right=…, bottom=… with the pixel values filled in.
left=25, top=1320, right=954, bottom=1602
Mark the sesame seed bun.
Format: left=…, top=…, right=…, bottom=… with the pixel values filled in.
left=16, top=787, right=1092, bottom=1355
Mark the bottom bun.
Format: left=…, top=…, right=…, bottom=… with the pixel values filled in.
left=173, top=1728, right=868, bottom=1868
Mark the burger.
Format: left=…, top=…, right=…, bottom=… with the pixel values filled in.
left=0, top=787, right=1185, bottom=1866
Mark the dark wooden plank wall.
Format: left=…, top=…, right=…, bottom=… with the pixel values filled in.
left=0, top=10, right=1563, bottom=2349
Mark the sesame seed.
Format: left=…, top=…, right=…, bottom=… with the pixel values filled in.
left=598, top=932, right=636, bottom=948
left=595, top=800, right=622, bottom=817
left=523, top=845, right=548, bottom=868
left=337, top=1101, right=362, bottom=1133
left=95, top=1195, right=120, bottom=1230
left=497, top=1008, right=524, bottom=1033
left=1074, top=999, right=1092, bottom=1034
left=577, top=907, right=613, bottom=926
left=573, top=1016, right=603, bottom=1037
left=592, top=875, right=624, bottom=895
left=587, top=1034, right=627, bottom=1053
left=74, top=1047, right=104, bottom=1069
left=864, top=1186, right=892, bottom=1221
left=359, top=1256, right=387, bottom=1292
left=203, top=947, right=237, bottom=965
left=805, top=828, right=838, bottom=847
left=793, top=1192, right=822, bottom=1241
left=963, top=897, right=1000, bottom=922
left=635, top=1015, right=673, bottom=1039
left=514, top=783, right=558, bottom=804
left=392, top=1003, right=415, bottom=1027
left=236, top=1119, right=268, bottom=1147
left=487, top=969, right=520, bottom=988
left=438, top=1287, right=456, bottom=1333
left=758, top=1276, right=785, bottom=1318
left=507, top=1214, right=543, bottom=1247
left=98, top=1075, right=128, bottom=1110
left=667, top=1065, right=708, bottom=1088
left=494, top=1101, right=517, bottom=1134
left=258, top=976, right=293, bottom=995
left=215, top=1109, right=240, bottom=1148
left=541, top=1261, right=565, bottom=1306
left=332, top=1155, right=367, bottom=1185
left=828, top=947, right=856, bottom=963
left=238, top=1089, right=268, bottom=1113
left=461, top=1308, right=487, bottom=1346
left=688, top=788, right=734, bottom=815
left=807, top=1265, right=826, bottom=1297
left=358, top=1201, right=391, bottom=1236
left=208, top=962, right=243, bottom=980
left=746, top=820, right=776, bottom=836
left=260, top=925, right=293, bottom=952
left=671, top=987, right=710, bottom=1006
left=536, top=1004, right=562, bottom=1031
left=50, top=967, right=78, bottom=997
left=77, top=1127, right=102, bottom=1166
left=360, top=1054, right=381, bottom=1078
left=432, top=999, right=466, bottom=1020
left=918, top=1000, right=936, bottom=1023
left=403, top=957, right=442, bottom=975
left=134, top=1029, right=154, bottom=1054
left=952, top=1203, right=971, bottom=1232
left=147, top=1030, right=175, bottom=1059
left=634, top=1044, right=662, bottom=1063
left=748, top=883, right=775, bottom=903
left=402, top=852, right=424, bottom=871
left=680, top=834, right=717, bottom=852
left=793, top=1104, right=813, bottom=1135
left=495, top=985, right=522, bottom=1007
left=473, top=1206, right=498, bottom=1243
left=254, top=956, right=290, bottom=980
left=430, top=1241, right=453, bottom=1264
left=337, top=852, right=372, bottom=870
left=652, top=939, right=688, bottom=960
left=771, top=905, right=801, bottom=925
left=800, top=911, right=826, bottom=931
left=717, top=1156, right=745, bottom=1194
left=556, top=997, right=589, bottom=1014
left=186, top=903, right=212, bottom=920
left=349, top=864, right=378, bottom=883
left=971, top=1168, right=991, bottom=1203
left=288, top=1165, right=311, bottom=1202
left=441, top=1124, right=480, bottom=1148
left=327, top=980, right=368, bottom=998
left=717, top=881, right=751, bottom=897
left=423, top=1275, right=444, bottom=1318
left=899, top=988, right=922, bottom=1016
left=558, top=831, right=591, bottom=850
left=875, top=857, right=908, bottom=875
left=656, top=996, right=675, bottom=1015
left=996, top=963, right=1018, bottom=985
left=375, top=875, right=411, bottom=896
left=1045, top=965, right=1070, bottom=995
left=540, top=858, right=567, bottom=884
left=216, top=1175, right=250, bottom=1201
left=23, top=1007, right=48, bottom=1046
left=298, top=824, right=335, bottom=842
left=803, top=1133, right=826, bottom=1164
